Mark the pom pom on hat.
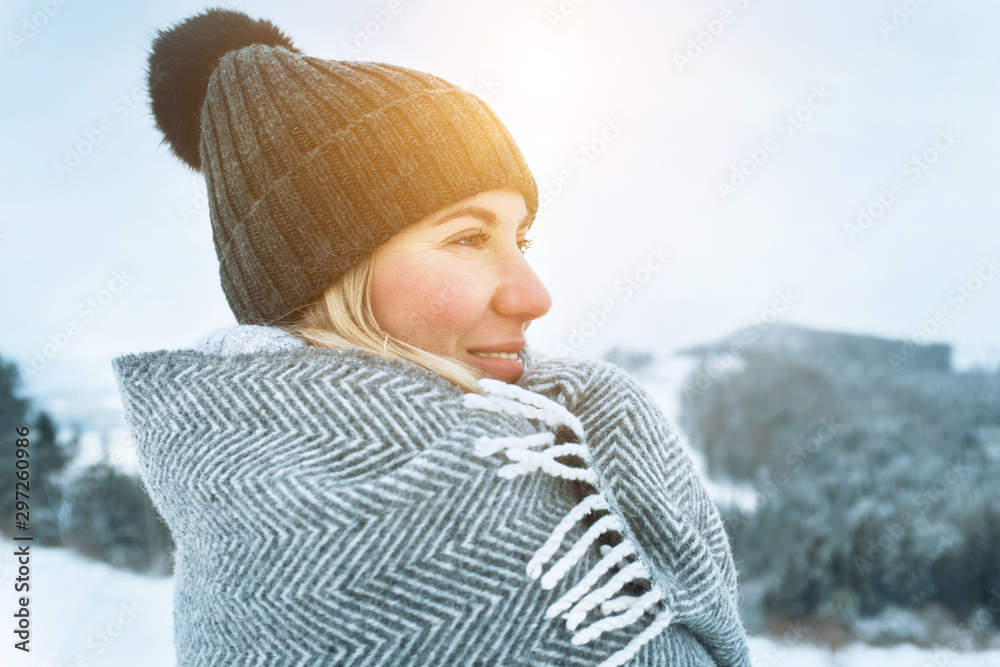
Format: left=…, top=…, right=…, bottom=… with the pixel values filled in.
left=142, top=8, right=538, bottom=326
left=146, top=7, right=301, bottom=170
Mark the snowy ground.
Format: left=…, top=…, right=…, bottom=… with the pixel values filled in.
left=746, top=636, right=1000, bottom=667
left=2, top=537, right=999, bottom=666
left=0, top=536, right=174, bottom=667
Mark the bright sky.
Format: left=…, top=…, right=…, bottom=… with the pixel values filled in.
left=2, top=0, right=998, bottom=428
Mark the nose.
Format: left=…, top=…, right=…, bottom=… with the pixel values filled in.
left=492, top=249, right=552, bottom=322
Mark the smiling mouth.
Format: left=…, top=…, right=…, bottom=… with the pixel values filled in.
left=470, top=351, right=521, bottom=361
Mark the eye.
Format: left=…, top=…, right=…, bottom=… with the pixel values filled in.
left=453, top=230, right=491, bottom=247
left=451, top=230, right=534, bottom=253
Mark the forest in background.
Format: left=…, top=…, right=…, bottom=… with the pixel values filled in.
left=0, top=356, right=173, bottom=573
left=678, top=323, right=1000, bottom=648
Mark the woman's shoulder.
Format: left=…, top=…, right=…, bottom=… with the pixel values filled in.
left=110, top=324, right=307, bottom=367
left=516, top=354, right=648, bottom=415
left=194, top=324, right=309, bottom=355
left=113, top=324, right=465, bottom=396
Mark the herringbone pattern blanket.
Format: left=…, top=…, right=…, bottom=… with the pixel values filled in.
left=112, top=326, right=749, bottom=666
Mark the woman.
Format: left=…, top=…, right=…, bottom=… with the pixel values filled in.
left=113, top=8, right=750, bottom=666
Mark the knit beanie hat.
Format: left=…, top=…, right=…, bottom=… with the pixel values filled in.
left=147, top=8, right=539, bottom=326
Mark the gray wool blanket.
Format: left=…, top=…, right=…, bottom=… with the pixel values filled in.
left=112, top=325, right=750, bottom=666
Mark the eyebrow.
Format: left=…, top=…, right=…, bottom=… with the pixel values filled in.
left=431, top=205, right=534, bottom=232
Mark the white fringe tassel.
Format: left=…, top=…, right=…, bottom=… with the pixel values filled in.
left=597, top=607, right=676, bottom=667
left=465, top=378, right=676, bottom=666
left=566, top=561, right=650, bottom=631
left=528, top=493, right=610, bottom=580
left=601, top=594, right=640, bottom=616
left=545, top=540, right=635, bottom=618
left=572, top=586, right=664, bottom=645
left=464, top=379, right=585, bottom=441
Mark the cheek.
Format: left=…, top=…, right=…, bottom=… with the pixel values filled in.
left=371, top=258, right=484, bottom=347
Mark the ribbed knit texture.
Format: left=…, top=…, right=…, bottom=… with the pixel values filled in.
left=149, top=9, right=539, bottom=326
left=111, top=327, right=750, bottom=666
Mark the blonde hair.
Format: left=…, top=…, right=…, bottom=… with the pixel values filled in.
left=284, top=251, right=485, bottom=394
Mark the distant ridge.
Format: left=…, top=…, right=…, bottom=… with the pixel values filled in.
left=675, top=322, right=952, bottom=373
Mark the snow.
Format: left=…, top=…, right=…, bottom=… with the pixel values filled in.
left=0, top=536, right=174, bottom=667
left=3, top=536, right=999, bottom=666
left=747, top=635, right=1000, bottom=667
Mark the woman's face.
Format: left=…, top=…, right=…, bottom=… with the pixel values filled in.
left=370, top=188, right=552, bottom=383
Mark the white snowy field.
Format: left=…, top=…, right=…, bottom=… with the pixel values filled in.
left=746, top=637, right=1000, bottom=667
left=0, top=536, right=174, bottom=667
left=2, top=537, right=999, bottom=666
